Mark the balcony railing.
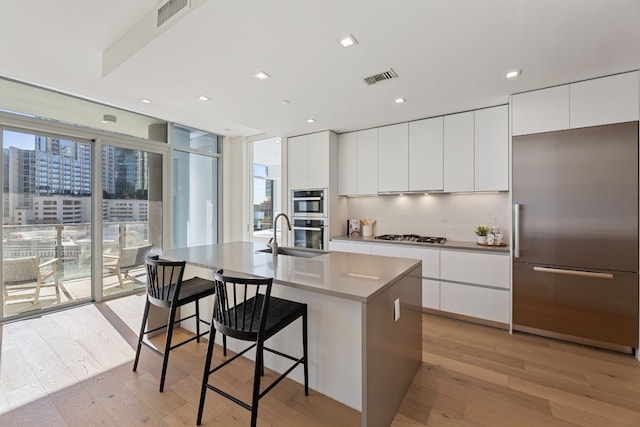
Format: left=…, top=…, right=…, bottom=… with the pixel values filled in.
left=3, top=221, right=151, bottom=319
left=3, top=221, right=150, bottom=280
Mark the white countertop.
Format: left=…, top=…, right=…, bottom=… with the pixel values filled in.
left=331, top=235, right=510, bottom=253
left=161, top=242, right=421, bottom=303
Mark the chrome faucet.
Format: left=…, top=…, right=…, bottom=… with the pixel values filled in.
left=271, top=213, right=292, bottom=256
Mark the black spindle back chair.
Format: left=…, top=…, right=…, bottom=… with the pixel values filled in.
left=133, top=255, right=224, bottom=392
left=197, top=270, right=308, bottom=427
left=145, top=256, right=186, bottom=307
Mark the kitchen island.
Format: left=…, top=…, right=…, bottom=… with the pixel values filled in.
left=160, top=241, right=422, bottom=427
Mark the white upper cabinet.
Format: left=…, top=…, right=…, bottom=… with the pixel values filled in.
left=288, top=131, right=332, bottom=190
left=443, top=111, right=474, bottom=192
left=308, top=132, right=330, bottom=189
left=288, top=135, right=309, bottom=190
left=338, top=132, right=358, bottom=195
left=513, top=71, right=640, bottom=135
left=474, top=105, right=509, bottom=191
left=512, top=85, right=570, bottom=136
left=339, top=106, right=507, bottom=195
left=378, top=123, right=409, bottom=192
left=570, top=71, right=640, bottom=129
left=357, top=128, right=378, bottom=195
left=408, top=117, right=444, bottom=192
left=337, top=128, right=378, bottom=195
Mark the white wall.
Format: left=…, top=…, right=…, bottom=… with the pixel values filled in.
left=343, top=192, right=510, bottom=242
left=222, top=136, right=246, bottom=242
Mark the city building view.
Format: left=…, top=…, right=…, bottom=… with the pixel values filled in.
left=2, top=130, right=152, bottom=316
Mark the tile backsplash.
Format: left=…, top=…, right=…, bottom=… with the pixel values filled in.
left=343, top=192, right=510, bottom=242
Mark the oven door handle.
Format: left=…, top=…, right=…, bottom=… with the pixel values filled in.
left=292, top=226, right=324, bottom=231
left=294, top=197, right=323, bottom=201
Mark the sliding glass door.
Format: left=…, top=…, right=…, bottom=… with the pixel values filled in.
left=101, top=145, right=163, bottom=297
left=2, top=129, right=92, bottom=318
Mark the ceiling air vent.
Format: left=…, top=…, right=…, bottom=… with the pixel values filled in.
left=363, top=68, right=398, bottom=85
left=157, top=0, right=189, bottom=28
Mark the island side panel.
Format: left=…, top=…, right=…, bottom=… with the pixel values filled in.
left=268, top=284, right=363, bottom=412
left=181, top=264, right=364, bottom=413
left=362, top=263, right=422, bottom=427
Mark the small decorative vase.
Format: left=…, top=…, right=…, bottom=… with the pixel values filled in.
left=477, top=235, right=487, bottom=244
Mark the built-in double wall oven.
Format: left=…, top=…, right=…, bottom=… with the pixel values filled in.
left=291, top=189, right=328, bottom=249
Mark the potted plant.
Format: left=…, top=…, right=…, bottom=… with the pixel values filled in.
left=474, top=225, right=490, bottom=244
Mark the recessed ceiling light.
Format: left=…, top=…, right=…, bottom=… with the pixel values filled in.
left=505, top=70, right=521, bottom=79
left=255, top=71, right=271, bottom=80
left=281, top=100, right=290, bottom=104
left=141, top=99, right=152, bottom=104
left=198, top=95, right=210, bottom=101
left=101, top=114, right=117, bottom=124
left=339, top=35, right=358, bottom=48
left=394, top=97, right=406, bottom=104
left=306, top=119, right=316, bottom=123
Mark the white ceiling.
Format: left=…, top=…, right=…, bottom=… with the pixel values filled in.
left=1, top=0, right=639, bottom=139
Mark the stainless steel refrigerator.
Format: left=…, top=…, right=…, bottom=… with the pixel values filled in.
left=512, top=121, right=639, bottom=351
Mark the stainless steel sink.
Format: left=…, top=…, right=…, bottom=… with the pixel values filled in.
left=256, top=246, right=328, bottom=258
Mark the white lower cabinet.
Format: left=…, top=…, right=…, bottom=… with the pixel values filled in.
left=439, top=250, right=510, bottom=324
left=328, top=241, right=372, bottom=254
left=440, top=282, right=509, bottom=324
left=370, top=244, right=439, bottom=278
left=440, top=250, right=510, bottom=289
left=329, top=241, right=511, bottom=325
left=422, top=278, right=440, bottom=310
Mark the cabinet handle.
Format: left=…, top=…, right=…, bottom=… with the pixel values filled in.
left=513, top=204, right=520, bottom=258
left=533, top=266, right=613, bottom=279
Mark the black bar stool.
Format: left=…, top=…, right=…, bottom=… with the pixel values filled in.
left=197, top=270, right=308, bottom=426
left=133, top=255, right=225, bottom=392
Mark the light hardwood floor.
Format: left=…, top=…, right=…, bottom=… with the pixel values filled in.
left=1, top=294, right=639, bottom=426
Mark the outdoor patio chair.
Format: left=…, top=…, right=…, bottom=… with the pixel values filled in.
left=103, top=243, right=152, bottom=287
left=3, top=256, right=60, bottom=304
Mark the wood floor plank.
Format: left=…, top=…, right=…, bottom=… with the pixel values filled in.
left=84, top=370, right=170, bottom=426
left=0, top=347, right=48, bottom=408
left=11, top=326, right=78, bottom=394
left=462, top=402, right=576, bottom=427
left=394, top=377, right=466, bottom=425
left=0, top=387, right=15, bottom=426
left=49, top=382, right=119, bottom=427
left=509, top=376, right=640, bottom=426
left=9, top=395, right=67, bottom=426
left=36, top=323, right=106, bottom=382
left=549, top=401, right=638, bottom=427
left=416, top=364, right=556, bottom=421
left=422, top=351, right=510, bottom=387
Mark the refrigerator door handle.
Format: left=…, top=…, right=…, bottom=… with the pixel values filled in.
left=533, top=266, right=614, bottom=279
left=513, top=203, right=520, bottom=258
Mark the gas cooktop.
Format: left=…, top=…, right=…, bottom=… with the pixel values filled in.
left=374, top=234, right=447, bottom=244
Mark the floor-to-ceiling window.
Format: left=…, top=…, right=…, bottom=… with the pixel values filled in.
left=251, top=137, right=281, bottom=245
left=172, top=125, right=220, bottom=248
left=1, top=128, right=93, bottom=318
